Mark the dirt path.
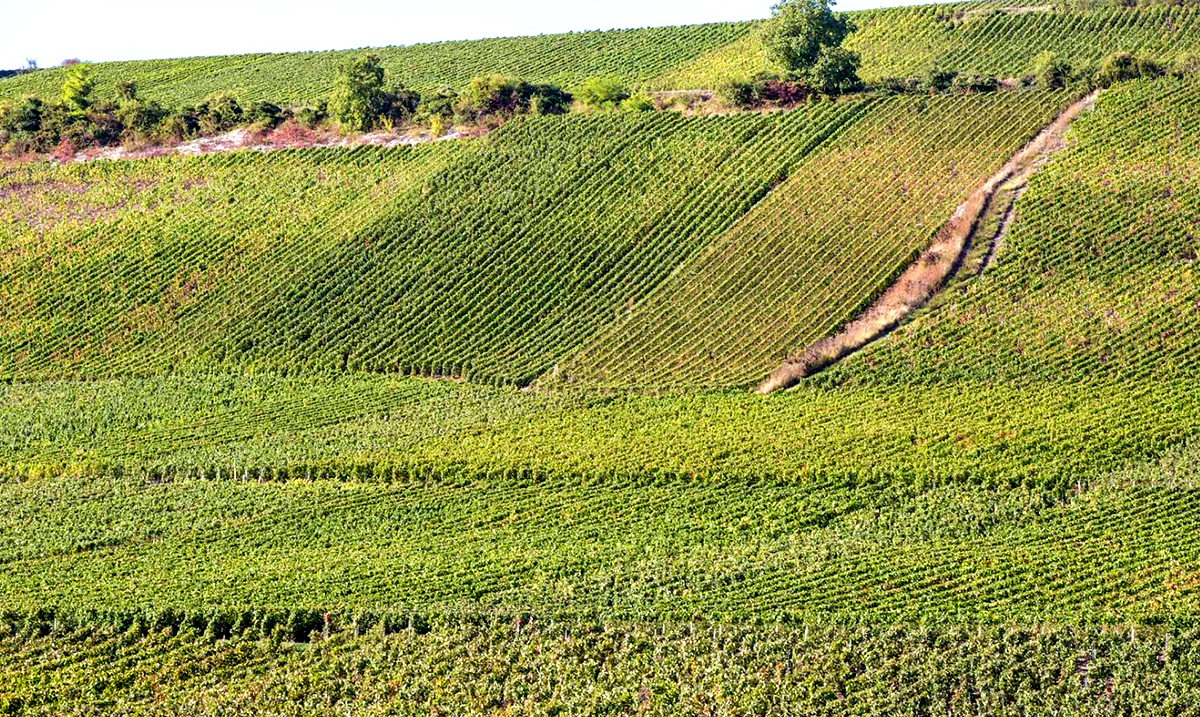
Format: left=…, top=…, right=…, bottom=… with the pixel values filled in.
left=64, top=126, right=472, bottom=164
left=757, top=90, right=1099, bottom=395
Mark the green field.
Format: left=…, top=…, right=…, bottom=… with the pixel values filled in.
left=4, top=3, right=1200, bottom=714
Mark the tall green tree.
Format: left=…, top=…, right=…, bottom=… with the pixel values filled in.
left=332, top=54, right=388, bottom=131
left=762, top=0, right=856, bottom=76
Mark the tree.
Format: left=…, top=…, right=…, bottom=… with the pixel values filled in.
left=810, top=47, right=862, bottom=94
left=60, top=63, right=95, bottom=114
left=1032, top=52, right=1071, bottom=89
left=578, top=77, right=630, bottom=110
left=763, top=0, right=856, bottom=76
left=331, top=54, right=389, bottom=131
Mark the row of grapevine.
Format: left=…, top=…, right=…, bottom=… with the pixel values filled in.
left=824, top=76, right=1200, bottom=387
left=1, top=450, right=1199, bottom=625
left=3, top=373, right=1197, bottom=491
left=0, top=104, right=866, bottom=385
left=3, top=620, right=1200, bottom=715
left=556, top=91, right=1071, bottom=389
left=0, top=22, right=755, bottom=108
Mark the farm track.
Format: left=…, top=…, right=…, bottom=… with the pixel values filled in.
left=758, top=89, right=1100, bottom=394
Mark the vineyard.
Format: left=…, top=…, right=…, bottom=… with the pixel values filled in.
left=0, top=23, right=755, bottom=107
left=824, top=76, right=1200, bottom=386
left=4, top=2, right=1200, bottom=714
left=3, top=94, right=1072, bottom=386
left=5, top=2, right=1200, bottom=111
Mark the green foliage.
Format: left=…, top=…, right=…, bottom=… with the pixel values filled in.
left=0, top=108, right=849, bottom=384
left=1032, top=51, right=1072, bottom=89
left=763, top=0, right=856, bottom=75
left=58, top=62, right=95, bottom=113
left=824, top=78, right=1200, bottom=387
left=717, top=78, right=760, bottom=108
left=331, top=54, right=388, bottom=131
left=6, top=622, right=1200, bottom=714
left=923, top=67, right=958, bottom=92
left=578, top=76, right=631, bottom=109
left=0, top=23, right=754, bottom=109
left=809, top=46, right=862, bottom=94
left=620, top=91, right=656, bottom=112
left=1173, top=50, right=1200, bottom=77
left=452, top=74, right=569, bottom=121
left=561, top=92, right=1068, bottom=389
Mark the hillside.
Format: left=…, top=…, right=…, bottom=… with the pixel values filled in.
left=3, top=2, right=1200, bottom=109
left=3, top=2, right=1200, bottom=715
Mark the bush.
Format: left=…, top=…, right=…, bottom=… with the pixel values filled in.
left=718, top=79, right=760, bottom=108
left=924, top=68, right=958, bottom=93
left=1096, top=52, right=1140, bottom=86
left=419, top=86, right=458, bottom=123
left=294, top=101, right=328, bottom=129
left=952, top=73, right=1000, bottom=93
left=621, top=92, right=656, bottom=113
left=529, top=84, right=572, bottom=115
left=454, top=76, right=569, bottom=121
left=578, top=77, right=630, bottom=110
left=1032, top=51, right=1072, bottom=89
left=1172, top=52, right=1200, bottom=78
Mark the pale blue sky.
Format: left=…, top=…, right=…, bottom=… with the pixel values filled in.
left=3, top=0, right=936, bottom=69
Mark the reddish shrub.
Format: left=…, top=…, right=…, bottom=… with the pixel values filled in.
left=60, top=58, right=81, bottom=67
left=52, top=138, right=76, bottom=163
left=760, top=80, right=811, bottom=106
left=267, top=119, right=317, bottom=148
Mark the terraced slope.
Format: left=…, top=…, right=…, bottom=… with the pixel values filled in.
left=1, top=106, right=863, bottom=384
left=0, top=23, right=754, bottom=106
left=823, top=77, right=1200, bottom=387
left=557, top=91, right=1070, bottom=389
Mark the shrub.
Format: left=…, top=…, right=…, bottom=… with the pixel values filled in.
left=294, top=101, right=328, bottom=129
left=1171, top=51, right=1200, bottom=77
left=578, top=77, right=630, bottom=110
left=1032, top=51, right=1072, bottom=89
left=529, top=84, right=572, bottom=115
left=718, top=79, right=760, bottom=108
left=952, top=73, right=1000, bottom=93
left=419, top=86, right=458, bottom=123
left=116, top=81, right=138, bottom=102
left=454, top=76, right=568, bottom=121
left=1172, top=52, right=1200, bottom=78
left=1096, top=52, right=1140, bottom=86
left=621, top=92, right=656, bottom=113
left=923, top=68, right=958, bottom=93
left=1, top=97, right=44, bottom=134
left=195, top=94, right=243, bottom=135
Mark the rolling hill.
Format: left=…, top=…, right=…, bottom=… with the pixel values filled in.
left=3, top=2, right=1200, bottom=714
